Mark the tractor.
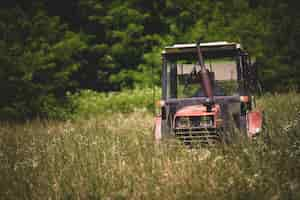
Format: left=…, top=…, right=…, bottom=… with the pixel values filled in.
left=154, top=41, right=263, bottom=145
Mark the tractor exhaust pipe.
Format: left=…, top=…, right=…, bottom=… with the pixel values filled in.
left=196, top=41, right=214, bottom=104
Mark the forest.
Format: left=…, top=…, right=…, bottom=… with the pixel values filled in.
left=0, top=0, right=300, bottom=119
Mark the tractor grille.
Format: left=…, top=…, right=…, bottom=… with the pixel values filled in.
left=174, top=128, right=220, bottom=145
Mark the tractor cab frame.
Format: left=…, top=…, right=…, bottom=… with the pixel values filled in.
left=155, top=41, right=262, bottom=144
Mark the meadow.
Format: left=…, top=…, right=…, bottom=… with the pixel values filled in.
left=0, top=91, right=300, bottom=200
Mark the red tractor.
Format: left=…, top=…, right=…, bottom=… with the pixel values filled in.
left=154, top=41, right=263, bottom=144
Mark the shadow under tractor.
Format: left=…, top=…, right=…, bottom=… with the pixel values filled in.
left=154, top=41, right=263, bottom=145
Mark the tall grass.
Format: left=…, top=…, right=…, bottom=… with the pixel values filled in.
left=0, top=92, right=300, bottom=199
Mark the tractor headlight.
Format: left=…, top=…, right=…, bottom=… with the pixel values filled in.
left=199, top=115, right=214, bottom=128
left=175, top=117, right=190, bottom=128
left=175, top=115, right=214, bottom=129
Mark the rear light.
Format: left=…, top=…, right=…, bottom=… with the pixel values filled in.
left=156, top=100, right=165, bottom=107
left=240, top=96, right=249, bottom=103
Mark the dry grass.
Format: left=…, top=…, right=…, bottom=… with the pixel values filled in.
left=0, top=93, right=300, bottom=199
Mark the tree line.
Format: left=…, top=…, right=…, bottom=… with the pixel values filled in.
left=0, top=0, right=299, bottom=119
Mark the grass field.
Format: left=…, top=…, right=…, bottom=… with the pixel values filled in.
left=0, top=92, right=300, bottom=199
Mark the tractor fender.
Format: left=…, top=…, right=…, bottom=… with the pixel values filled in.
left=154, top=116, right=162, bottom=141
left=247, top=110, right=263, bottom=137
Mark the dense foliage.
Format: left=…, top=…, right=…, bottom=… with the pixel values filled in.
left=0, top=0, right=300, bottom=118
left=68, top=87, right=160, bottom=119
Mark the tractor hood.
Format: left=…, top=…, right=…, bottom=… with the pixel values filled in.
left=174, top=104, right=220, bottom=117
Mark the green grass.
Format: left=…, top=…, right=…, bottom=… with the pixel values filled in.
left=0, top=92, right=300, bottom=199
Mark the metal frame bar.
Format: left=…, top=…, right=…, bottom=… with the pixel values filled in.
left=165, top=96, right=240, bottom=105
